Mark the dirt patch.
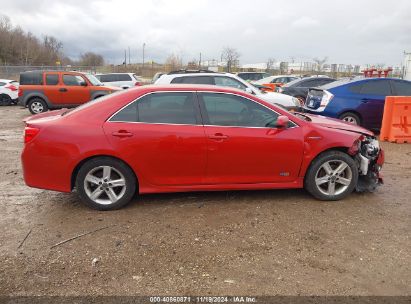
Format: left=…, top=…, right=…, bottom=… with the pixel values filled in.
left=0, top=106, right=410, bottom=296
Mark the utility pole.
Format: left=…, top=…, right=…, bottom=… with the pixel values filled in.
left=124, top=49, right=127, bottom=66
left=128, top=46, right=131, bottom=65
left=199, top=52, right=202, bottom=68
left=142, top=43, right=146, bottom=71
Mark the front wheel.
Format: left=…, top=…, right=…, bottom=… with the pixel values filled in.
left=305, top=151, right=358, bottom=201
left=75, top=157, right=137, bottom=210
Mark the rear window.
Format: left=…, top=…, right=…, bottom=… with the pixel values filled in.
left=20, top=72, right=43, bottom=85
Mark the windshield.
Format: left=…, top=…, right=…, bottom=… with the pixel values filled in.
left=85, top=74, right=103, bottom=86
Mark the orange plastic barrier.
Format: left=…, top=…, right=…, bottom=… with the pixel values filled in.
left=380, top=96, right=411, bottom=143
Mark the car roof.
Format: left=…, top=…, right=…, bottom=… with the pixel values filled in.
left=21, top=70, right=88, bottom=75
left=144, top=84, right=244, bottom=92
left=96, top=72, right=135, bottom=75
left=0, top=79, right=15, bottom=83
left=319, top=77, right=410, bottom=90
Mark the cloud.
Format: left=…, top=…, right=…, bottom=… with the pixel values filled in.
left=1, top=0, right=410, bottom=66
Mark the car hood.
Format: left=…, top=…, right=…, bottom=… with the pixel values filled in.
left=304, top=113, right=374, bottom=136
left=258, top=91, right=295, bottom=107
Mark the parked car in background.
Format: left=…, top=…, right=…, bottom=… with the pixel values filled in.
left=253, top=75, right=299, bottom=92
left=304, top=78, right=411, bottom=130
left=278, top=77, right=336, bottom=105
left=22, top=84, right=384, bottom=210
left=152, top=72, right=165, bottom=83
left=0, top=79, right=19, bottom=105
left=95, top=73, right=142, bottom=89
left=155, top=70, right=301, bottom=110
left=19, top=70, right=121, bottom=114
left=236, top=72, right=270, bottom=82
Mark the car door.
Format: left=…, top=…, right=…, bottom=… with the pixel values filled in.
left=60, top=74, right=91, bottom=104
left=198, top=92, right=304, bottom=184
left=43, top=72, right=62, bottom=104
left=356, top=80, right=392, bottom=129
left=103, top=92, right=207, bottom=186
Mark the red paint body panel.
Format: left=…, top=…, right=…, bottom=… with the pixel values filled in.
left=21, top=85, right=381, bottom=196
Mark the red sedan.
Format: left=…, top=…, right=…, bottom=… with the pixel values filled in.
left=21, top=85, right=384, bottom=210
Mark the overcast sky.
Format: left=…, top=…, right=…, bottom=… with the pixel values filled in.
left=2, top=0, right=410, bottom=66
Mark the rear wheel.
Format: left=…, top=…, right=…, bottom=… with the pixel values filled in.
left=0, top=94, right=12, bottom=106
left=28, top=98, right=48, bottom=114
left=339, top=112, right=361, bottom=125
left=75, top=157, right=137, bottom=210
left=305, top=151, right=358, bottom=201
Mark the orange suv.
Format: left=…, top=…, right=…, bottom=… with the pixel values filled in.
left=19, top=70, right=121, bottom=114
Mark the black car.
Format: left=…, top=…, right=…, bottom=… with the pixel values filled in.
left=278, top=77, right=336, bottom=104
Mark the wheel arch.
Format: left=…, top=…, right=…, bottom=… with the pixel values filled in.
left=303, top=146, right=351, bottom=182
left=71, top=154, right=139, bottom=191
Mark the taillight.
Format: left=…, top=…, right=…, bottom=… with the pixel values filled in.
left=24, top=127, right=40, bottom=144
left=135, top=82, right=142, bottom=86
left=6, top=84, right=18, bottom=91
left=18, top=88, right=23, bottom=97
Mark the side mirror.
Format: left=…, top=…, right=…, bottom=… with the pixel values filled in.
left=276, top=115, right=289, bottom=128
left=80, top=81, right=87, bottom=86
left=245, top=87, right=253, bottom=94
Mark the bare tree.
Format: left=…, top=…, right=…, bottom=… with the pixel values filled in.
left=221, top=47, right=240, bottom=73
left=313, top=56, right=328, bottom=73
left=165, top=53, right=183, bottom=71
left=79, top=52, right=104, bottom=66
left=266, top=58, right=275, bottom=73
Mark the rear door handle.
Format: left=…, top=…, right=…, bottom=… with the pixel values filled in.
left=208, top=133, right=229, bottom=140
left=361, top=98, right=371, bottom=103
left=112, top=130, right=133, bottom=137
left=59, top=88, right=68, bottom=92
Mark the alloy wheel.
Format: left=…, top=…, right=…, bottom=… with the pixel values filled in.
left=314, top=160, right=353, bottom=196
left=84, top=166, right=127, bottom=205
left=31, top=101, right=44, bottom=113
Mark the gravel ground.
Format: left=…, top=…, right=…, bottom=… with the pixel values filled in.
left=0, top=106, right=410, bottom=296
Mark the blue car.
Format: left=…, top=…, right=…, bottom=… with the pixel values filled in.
left=303, top=78, right=411, bottom=130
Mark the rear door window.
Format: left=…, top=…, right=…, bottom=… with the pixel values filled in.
left=110, top=92, right=198, bottom=125
left=360, top=81, right=392, bottom=95
left=117, top=74, right=132, bottom=81
left=45, top=74, right=59, bottom=85
left=171, top=76, right=213, bottom=85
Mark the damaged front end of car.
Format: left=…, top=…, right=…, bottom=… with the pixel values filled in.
left=348, top=135, right=384, bottom=192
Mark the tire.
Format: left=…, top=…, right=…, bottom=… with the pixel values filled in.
left=0, top=94, right=12, bottom=106
left=339, top=112, right=361, bottom=125
left=28, top=98, right=48, bottom=114
left=75, top=157, right=137, bottom=210
left=304, top=151, right=358, bottom=201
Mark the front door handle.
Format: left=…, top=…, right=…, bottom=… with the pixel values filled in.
left=112, top=130, right=133, bottom=138
left=59, top=88, right=68, bottom=92
left=208, top=133, right=229, bottom=141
